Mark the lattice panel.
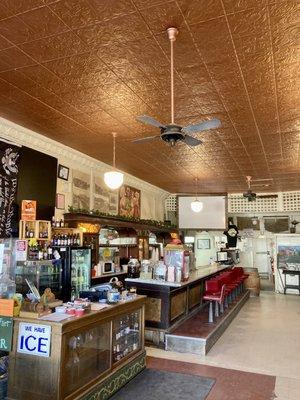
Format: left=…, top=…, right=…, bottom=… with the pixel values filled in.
left=282, top=192, right=300, bottom=211
left=165, top=195, right=177, bottom=211
left=228, top=195, right=278, bottom=213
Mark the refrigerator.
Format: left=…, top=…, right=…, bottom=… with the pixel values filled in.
left=52, top=246, right=92, bottom=301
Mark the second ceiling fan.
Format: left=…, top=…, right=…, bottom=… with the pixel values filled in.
left=131, top=27, right=221, bottom=147
left=243, top=176, right=278, bottom=202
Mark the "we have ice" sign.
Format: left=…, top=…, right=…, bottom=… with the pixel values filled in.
left=17, top=322, right=51, bottom=357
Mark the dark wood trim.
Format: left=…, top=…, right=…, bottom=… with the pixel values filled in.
left=64, top=213, right=178, bottom=234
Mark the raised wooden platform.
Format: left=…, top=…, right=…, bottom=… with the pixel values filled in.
left=165, top=290, right=250, bottom=355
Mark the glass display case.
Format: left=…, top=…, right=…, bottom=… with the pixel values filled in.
left=8, top=296, right=146, bottom=400
left=15, top=259, right=63, bottom=298
left=71, top=247, right=91, bottom=295
left=64, top=321, right=111, bottom=397
left=112, top=310, right=141, bottom=364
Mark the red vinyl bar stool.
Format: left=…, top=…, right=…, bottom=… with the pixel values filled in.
left=203, top=284, right=227, bottom=323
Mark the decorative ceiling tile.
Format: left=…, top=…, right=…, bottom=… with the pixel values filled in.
left=0, top=0, right=298, bottom=193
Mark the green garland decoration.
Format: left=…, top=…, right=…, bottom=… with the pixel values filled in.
left=67, top=206, right=177, bottom=229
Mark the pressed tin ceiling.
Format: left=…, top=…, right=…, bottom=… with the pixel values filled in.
left=0, top=0, right=299, bottom=194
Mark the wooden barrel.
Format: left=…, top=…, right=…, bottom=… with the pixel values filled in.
left=243, top=267, right=260, bottom=296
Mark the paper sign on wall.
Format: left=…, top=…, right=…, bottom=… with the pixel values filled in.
left=0, top=316, right=13, bottom=351
left=0, top=299, right=14, bottom=317
left=17, top=322, right=51, bottom=357
left=21, top=200, right=36, bottom=221
left=15, top=240, right=27, bottom=261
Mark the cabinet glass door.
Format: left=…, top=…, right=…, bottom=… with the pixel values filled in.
left=15, top=261, right=37, bottom=295
left=71, top=248, right=91, bottom=295
left=63, top=322, right=111, bottom=396
left=112, top=309, right=141, bottom=364
left=37, top=260, right=62, bottom=297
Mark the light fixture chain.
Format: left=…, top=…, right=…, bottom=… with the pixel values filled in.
left=113, top=132, right=116, bottom=168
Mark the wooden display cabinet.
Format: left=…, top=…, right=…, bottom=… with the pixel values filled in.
left=8, top=296, right=146, bottom=400
left=19, top=220, right=51, bottom=240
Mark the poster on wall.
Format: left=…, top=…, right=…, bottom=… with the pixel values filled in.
left=93, top=176, right=118, bottom=214
left=0, top=141, right=20, bottom=237
left=72, top=170, right=90, bottom=210
left=21, top=200, right=36, bottom=220
left=119, top=185, right=141, bottom=218
left=277, top=245, right=300, bottom=266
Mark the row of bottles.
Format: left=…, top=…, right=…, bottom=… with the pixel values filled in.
left=52, top=217, right=65, bottom=228
left=28, top=243, right=53, bottom=260
left=24, top=226, right=49, bottom=239
left=52, top=234, right=81, bottom=247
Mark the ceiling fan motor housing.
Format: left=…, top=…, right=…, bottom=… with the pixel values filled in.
left=161, top=124, right=185, bottom=145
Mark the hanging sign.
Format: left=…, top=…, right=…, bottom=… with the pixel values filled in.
left=0, top=141, right=20, bottom=237
left=17, top=322, right=51, bottom=357
left=0, top=316, right=13, bottom=351
left=21, top=200, right=36, bottom=221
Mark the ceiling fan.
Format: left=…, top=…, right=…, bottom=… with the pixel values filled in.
left=243, top=176, right=278, bottom=202
left=131, top=27, right=221, bottom=147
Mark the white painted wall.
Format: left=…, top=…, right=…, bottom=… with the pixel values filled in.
left=0, top=117, right=169, bottom=221
left=194, top=230, right=224, bottom=267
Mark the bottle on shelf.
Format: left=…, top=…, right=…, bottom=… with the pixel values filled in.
left=47, top=245, right=53, bottom=260
left=60, top=218, right=64, bottom=228
left=51, top=216, right=56, bottom=228
left=70, top=287, right=76, bottom=302
left=43, top=245, right=48, bottom=260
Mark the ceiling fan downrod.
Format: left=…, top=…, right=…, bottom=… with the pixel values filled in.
left=167, top=27, right=178, bottom=124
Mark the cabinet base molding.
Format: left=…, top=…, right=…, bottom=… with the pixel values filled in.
left=80, top=351, right=146, bottom=400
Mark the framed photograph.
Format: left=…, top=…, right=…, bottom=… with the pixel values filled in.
left=56, top=193, right=65, bottom=210
left=197, top=238, right=211, bottom=250
left=58, top=164, right=69, bottom=181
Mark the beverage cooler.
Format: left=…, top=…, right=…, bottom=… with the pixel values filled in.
left=52, top=246, right=92, bottom=300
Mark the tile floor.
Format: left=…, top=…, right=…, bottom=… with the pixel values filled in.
left=146, top=291, right=300, bottom=400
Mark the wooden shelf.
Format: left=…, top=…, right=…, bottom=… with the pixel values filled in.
left=99, top=244, right=137, bottom=248
left=64, top=213, right=177, bottom=234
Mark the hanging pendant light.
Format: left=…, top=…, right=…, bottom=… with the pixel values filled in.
left=104, top=132, right=124, bottom=190
left=191, top=177, right=203, bottom=213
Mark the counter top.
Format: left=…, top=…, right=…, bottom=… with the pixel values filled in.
left=125, top=264, right=229, bottom=288
left=14, top=295, right=146, bottom=332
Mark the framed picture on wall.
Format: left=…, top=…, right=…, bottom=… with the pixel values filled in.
left=57, top=164, right=69, bottom=181
left=56, top=193, right=65, bottom=210
left=197, top=238, right=211, bottom=250
left=119, top=185, right=141, bottom=218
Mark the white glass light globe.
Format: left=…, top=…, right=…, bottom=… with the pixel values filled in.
left=104, top=171, right=124, bottom=190
left=191, top=200, right=203, bottom=213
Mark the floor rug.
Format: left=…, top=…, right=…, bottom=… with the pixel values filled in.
left=110, top=368, right=215, bottom=400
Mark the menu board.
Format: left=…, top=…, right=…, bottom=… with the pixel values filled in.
left=0, top=141, right=20, bottom=237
